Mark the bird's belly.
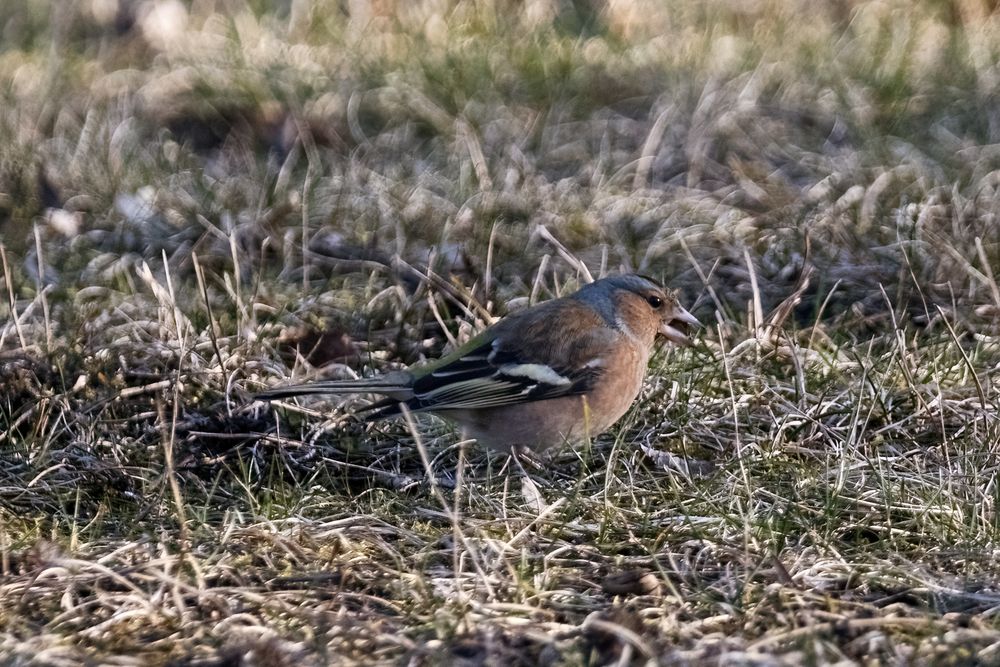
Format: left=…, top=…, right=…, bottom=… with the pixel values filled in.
left=438, top=345, right=649, bottom=452
left=441, top=397, right=590, bottom=452
left=441, top=374, right=645, bottom=452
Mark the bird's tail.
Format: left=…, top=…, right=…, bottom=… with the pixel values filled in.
left=255, top=375, right=411, bottom=401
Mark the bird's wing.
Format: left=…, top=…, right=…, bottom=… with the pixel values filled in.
left=365, top=303, right=610, bottom=418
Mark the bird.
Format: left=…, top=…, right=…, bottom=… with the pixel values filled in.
left=257, top=273, right=699, bottom=452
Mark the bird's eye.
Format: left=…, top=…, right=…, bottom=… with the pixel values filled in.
left=646, top=295, right=664, bottom=308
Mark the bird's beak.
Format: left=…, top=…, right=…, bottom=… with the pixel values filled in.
left=660, top=306, right=700, bottom=346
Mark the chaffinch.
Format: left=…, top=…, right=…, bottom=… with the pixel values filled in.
left=257, top=273, right=699, bottom=452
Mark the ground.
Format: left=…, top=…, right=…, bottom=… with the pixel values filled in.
left=2, top=0, right=1000, bottom=664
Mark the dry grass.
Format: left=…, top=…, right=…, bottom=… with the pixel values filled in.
left=3, top=0, right=1000, bottom=664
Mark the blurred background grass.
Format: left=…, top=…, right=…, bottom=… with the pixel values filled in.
left=2, top=0, right=1000, bottom=332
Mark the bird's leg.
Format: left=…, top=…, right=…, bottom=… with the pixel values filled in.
left=510, top=444, right=547, bottom=472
